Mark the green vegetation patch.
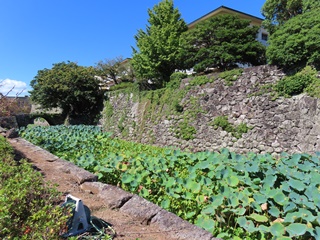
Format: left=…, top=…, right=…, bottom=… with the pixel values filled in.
left=175, top=120, right=196, bottom=140
left=219, top=68, right=243, bottom=86
left=211, top=116, right=251, bottom=139
left=188, top=75, right=214, bottom=87
left=0, top=135, right=68, bottom=239
left=275, top=66, right=318, bottom=97
left=20, top=125, right=320, bottom=239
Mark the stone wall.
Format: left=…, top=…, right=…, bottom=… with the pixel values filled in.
left=102, top=65, right=320, bottom=156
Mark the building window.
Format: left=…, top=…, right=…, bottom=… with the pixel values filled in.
left=261, top=33, right=268, bottom=41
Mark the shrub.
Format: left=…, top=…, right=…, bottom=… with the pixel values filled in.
left=219, top=68, right=243, bottom=86
left=212, top=116, right=251, bottom=139
left=189, top=75, right=214, bottom=87
left=275, top=66, right=318, bottom=97
left=109, top=81, right=137, bottom=91
left=167, top=72, right=188, bottom=89
left=0, top=135, right=68, bottom=239
left=175, top=120, right=196, bottom=140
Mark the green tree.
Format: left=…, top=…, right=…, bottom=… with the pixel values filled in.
left=181, top=14, right=266, bottom=72
left=30, top=61, right=104, bottom=125
left=266, top=9, right=320, bottom=70
left=95, top=56, right=126, bottom=85
left=262, top=0, right=320, bottom=33
left=131, top=0, right=188, bottom=88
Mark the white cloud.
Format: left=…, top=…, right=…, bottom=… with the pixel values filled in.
left=0, top=79, right=30, bottom=97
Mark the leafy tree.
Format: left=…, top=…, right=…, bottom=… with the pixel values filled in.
left=262, top=0, right=320, bottom=33
left=30, top=61, right=104, bottom=125
left=266, top=9, right=320, bottom=70
left=132, top=0, right=188, bottom=87
left=95, top=56, right=129, bottom=85
left=181, top=14, right=266, bottom=72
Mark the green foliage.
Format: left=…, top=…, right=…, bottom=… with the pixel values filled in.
left=275, top=66, right=318, bottom=96
left=219, top=69, right=243, bottom=86
left=0, top=135, right=68, bottom=239
left=131, top=0, right=188, bottom=86
left=262, top=0, right=320, bottom=33
left=30, top=61, right=105, bottom=125
left=189, top=76, right=214, bottom=87
left=19, top=126, right=320, bottom=239
left=167, top=72, right=188, bottom=89
left=266, top=9, right=320, bottom=70
left=212, top=116, right=251, bottom=139
left=175, top=120, right=196, bottom=140
left=181, top=14, right=266, bottom=72
left=109, top=81, right=137, bottom=91
left=212, top=116, right=233, bottom=132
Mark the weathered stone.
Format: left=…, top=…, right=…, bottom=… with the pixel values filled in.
left=97, top=184, right=133, bottom=209
left=6, top=128, right=19, bottom=138
left=120, top=195, right=162, bottom=224
left=151, top=209, right=219, bottom=240
left=56, top=159, right=97, bottom=184
left=0, top=126, right=6, bottom=133
left=80, top=182, right=106, bottom=194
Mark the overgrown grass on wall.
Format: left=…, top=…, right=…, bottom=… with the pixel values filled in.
left=102, top=68, right=245, bottom=142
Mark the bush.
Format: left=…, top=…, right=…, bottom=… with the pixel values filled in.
left=266, top=9, right=320, bottom=70
left=189, top=75, right=214, bottom=87
left=275, top=66, right=318, bottom=96
left=219, top=69, right=243, bottom=86
left=109, top=81, right=137, bottom=91
left=0, top=135, right=68, bottom=239
left=212, top=116, right=251, bottom=139
left=167, top=72, right=188, bottom=89
left=175, top=120, right=196, bottom=140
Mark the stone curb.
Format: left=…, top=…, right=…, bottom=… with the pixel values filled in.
left=8, top=137, right=220, bottom=240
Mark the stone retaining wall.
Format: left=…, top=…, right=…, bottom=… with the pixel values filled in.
left=103, top=65, right=320, bottom=156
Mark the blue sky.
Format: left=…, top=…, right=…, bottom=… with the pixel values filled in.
left=0, top=0, right=266, bottom=96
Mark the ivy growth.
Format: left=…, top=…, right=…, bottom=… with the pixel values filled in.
left=211, top=116, right=251, bottom=139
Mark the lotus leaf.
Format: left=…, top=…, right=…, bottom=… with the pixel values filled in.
left=253, top=193, right=268, bottom=204
left=283, top=202, right=297, bottom=213
left=273, top=191, right=289, bottom=206
left=225, top=175, right=239, bottom=187
left=269, top=206, right=281, bottom=217
left=248, top=213, right=268, bottom=222
left=201, top=205, right=216, bottom=216
left=288, top=178, right=306, bottom=191
left=237, top=217, right=257, bottom=232
left=286, top=223, right=307, bottom=237
left=195, top=217, right=216, bottom=232
left=270, top=222, right=286, bottom=237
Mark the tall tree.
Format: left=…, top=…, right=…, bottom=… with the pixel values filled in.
left=262, top=0, right=320, bottom=33
left=181, top=14, right=266, bottom=72
left=131, top=0, right=188, bottom=87
left=30, top=61, right=104, bottom=125
left=266, top=8, right=320, bottom=70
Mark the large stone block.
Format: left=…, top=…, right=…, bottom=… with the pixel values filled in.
left=151, top=209, right=219, bottom=240
left=97, top=184, right=133, bottom=209
left=120, top=195, right=162, bottom=224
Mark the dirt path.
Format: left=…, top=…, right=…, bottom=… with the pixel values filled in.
left=8, top=137, right=216, bottom=240
left=8, top=138, right=177, bottom=240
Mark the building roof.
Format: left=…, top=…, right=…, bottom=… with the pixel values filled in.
left=188, top=5, right=264, bottom=29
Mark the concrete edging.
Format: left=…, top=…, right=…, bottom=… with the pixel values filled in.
left=7, top=136, right=220, bottom=240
